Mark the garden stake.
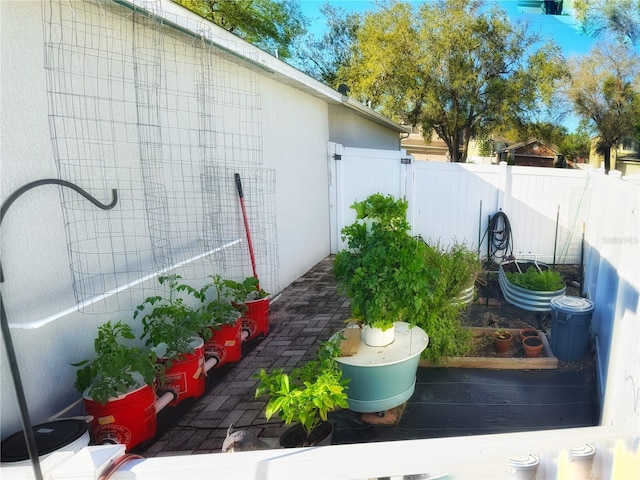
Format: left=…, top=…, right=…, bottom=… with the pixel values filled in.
left=553, top=204, right=560, bottom=268
left=234, top=173, right=260, bottom=289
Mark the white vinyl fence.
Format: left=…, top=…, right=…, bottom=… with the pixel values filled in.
left=330, top=143, right=592, bottom=265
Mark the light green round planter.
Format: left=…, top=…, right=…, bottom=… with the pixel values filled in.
left=334, top=322, right=429, bottom=413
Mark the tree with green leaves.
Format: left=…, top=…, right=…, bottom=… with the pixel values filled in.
left=174, top=0, right=307, bottom=59
left=574, top=0, right=640, bottom=47
left=558, top=125, right=592, bottom=164
left=336, top=0, right=568, bottom=162
left=567, top=41, right=640, bottom=172
left=294, top=3, right=362, bottom=87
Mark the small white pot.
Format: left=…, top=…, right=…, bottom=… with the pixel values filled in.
left=363, top=324, right=395, bottom=347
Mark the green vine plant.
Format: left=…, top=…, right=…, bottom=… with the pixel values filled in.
left=73, top=321, right=162, bottom=405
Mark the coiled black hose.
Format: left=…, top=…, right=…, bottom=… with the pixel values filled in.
left=488, top=210, right=513, bottom=265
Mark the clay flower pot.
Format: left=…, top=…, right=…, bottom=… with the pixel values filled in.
left=522, top=336, right=544, bottom=358
left=493, top=330, right=513, bottom=354
left=520, top=328, right=539, bottom=342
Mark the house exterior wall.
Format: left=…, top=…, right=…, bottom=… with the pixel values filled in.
left=0, top=0, right=401, bottom=438
left=328, top=104, right=401, bottom=149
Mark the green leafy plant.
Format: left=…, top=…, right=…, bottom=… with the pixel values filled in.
left=72, top=321, right=162, bottom=405
left=334, top=194, right=430, bottom=331
left=493, top=328, right=512, bottom=341
left=506, top=266, right=565, bottom=291
left=254, top=339, right=349, bottom=442
left=334, top=194, right=474, bottom=362
left=198, top=275, right=242, bottom=328
left=222, top=276, right=270, bottom=305
left=135, top=274, right=210, bottom=361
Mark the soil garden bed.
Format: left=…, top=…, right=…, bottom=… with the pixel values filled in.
left=419, top=327, right=558, bottom=370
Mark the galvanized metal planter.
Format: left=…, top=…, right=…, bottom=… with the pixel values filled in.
left=498, top=261, right=566, bottom=312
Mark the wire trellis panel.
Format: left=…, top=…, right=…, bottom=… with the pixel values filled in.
left=203, top=166, right=279, bottom=294
left=41, top=0, right=277, bottom=313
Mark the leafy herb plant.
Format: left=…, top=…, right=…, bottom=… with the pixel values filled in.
left=73, top=321, right=161, bottom=405
left=334, top=193, right=474, bottom=361
left=334, top=194, right=429, bottom=331
left=506, top=266, right=564, bottom=291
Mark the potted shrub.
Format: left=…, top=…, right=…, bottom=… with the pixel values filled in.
left=72, top=321, right=162, bottom=450
left=254, top=340, right=349, bottom=448
left=134, top=274, right=210, bottom=405
left=498, top=260, right=566, bottom=311
left=222, top=276, right=270, bottom=342
left=198, top=275, right=243, bottom=367
left=334, top=194, right=429, bottom=346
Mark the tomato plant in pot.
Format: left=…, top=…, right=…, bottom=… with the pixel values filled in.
left=197, top=275, right=243, bottom=368
left=222, top=276, right=270, bottom=342
left=134, top=274, right=211, bottom=405
left=254, top=340, right=349, bottom=448
left=72, top=321, right=163, bottom=450
left=334, top=194, right=430, bottom=347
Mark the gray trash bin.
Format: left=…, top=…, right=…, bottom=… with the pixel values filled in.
left=550, top=296, right=595, bottom=362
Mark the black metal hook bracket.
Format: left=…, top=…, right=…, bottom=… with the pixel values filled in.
left=0, top=179, right=117, bottom=480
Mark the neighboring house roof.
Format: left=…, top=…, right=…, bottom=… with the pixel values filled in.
left=501, top=139, right=558, bottom=155
left=497, top=139, right=560, bottom=168
left=401, top=133, right=450, bottom=161
left=120, top=0, right=409, bottom=134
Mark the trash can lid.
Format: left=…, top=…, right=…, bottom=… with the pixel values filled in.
left=1, top=419, right=88, bottom=463
left=550, top=295, right=595, bottom=313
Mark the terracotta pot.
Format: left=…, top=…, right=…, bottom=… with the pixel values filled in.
left=519, top=328, right=539, bottom=342
left=493, top=331, right=513, bottom=354
left=522, top=336, right=544, bottom=358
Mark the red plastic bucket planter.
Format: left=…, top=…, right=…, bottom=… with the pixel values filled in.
left=160, top=337, right=206, bottom=406
left=241, top=297, right=270, bottom=342
left=203, top=318, right=243, bottom=368
left=83, top=384, right=156, bottom=450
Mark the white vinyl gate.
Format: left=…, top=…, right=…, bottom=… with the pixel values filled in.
left=327, top=142, right=412, bottom=253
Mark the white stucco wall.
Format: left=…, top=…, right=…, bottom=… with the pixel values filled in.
left=0, top=0, right=347, bottom=438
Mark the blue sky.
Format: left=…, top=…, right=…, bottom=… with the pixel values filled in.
left=298, top=0, right=596, bottom=57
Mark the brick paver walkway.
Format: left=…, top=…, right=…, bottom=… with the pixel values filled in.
left=141, top=255, right=350, bottom=456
